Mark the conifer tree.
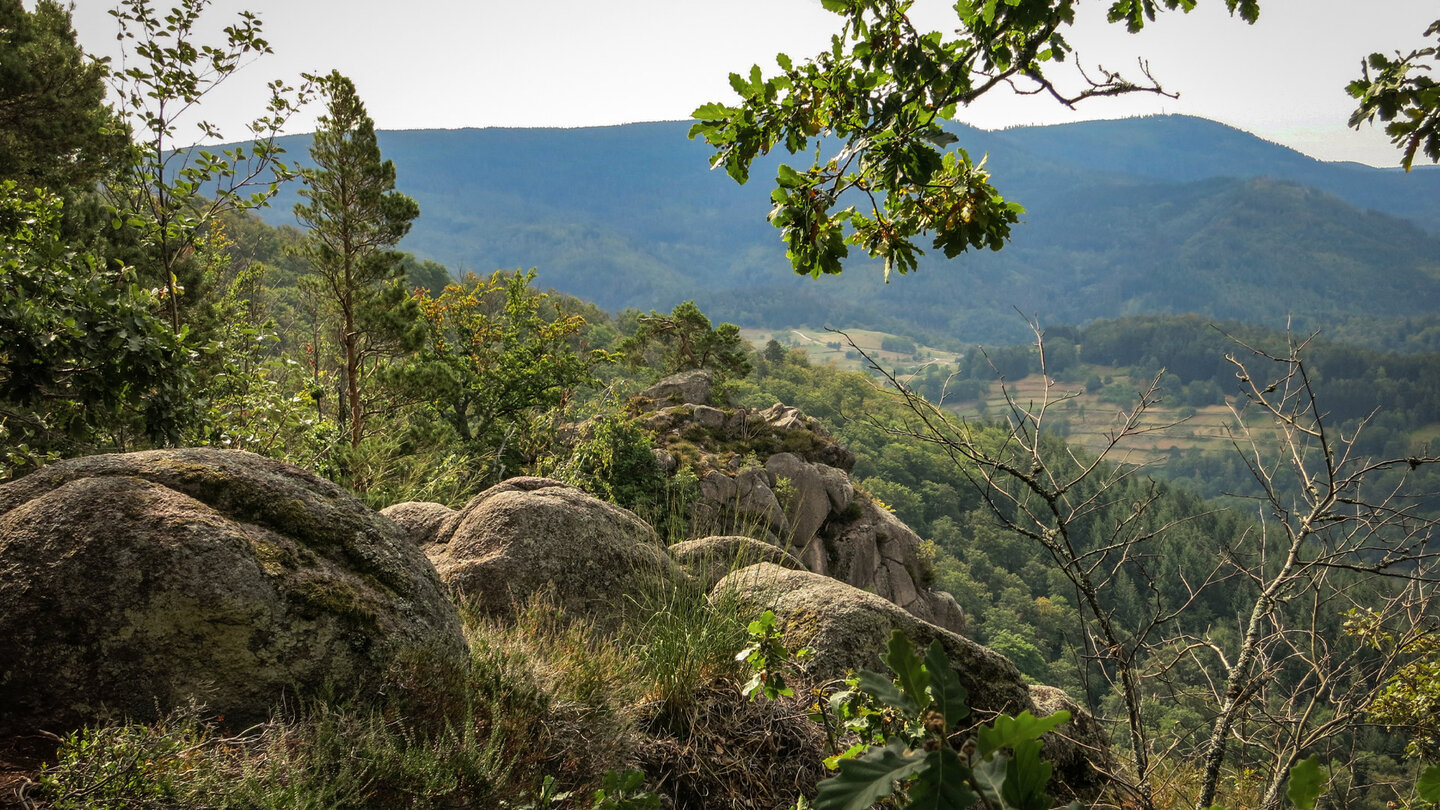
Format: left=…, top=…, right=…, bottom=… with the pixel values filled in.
left=294, top=71, right=420, bottom=449
left=0, top=0, right=126, bottom=195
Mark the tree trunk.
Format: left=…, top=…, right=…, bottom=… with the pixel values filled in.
left=344, top=301, right=362, bottom=449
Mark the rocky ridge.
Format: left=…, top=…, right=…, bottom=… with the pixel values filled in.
left=0, top=395, right=1108, bottom=803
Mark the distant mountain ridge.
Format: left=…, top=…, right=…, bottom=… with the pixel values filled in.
left=248, top=115, right=1440, bottom=345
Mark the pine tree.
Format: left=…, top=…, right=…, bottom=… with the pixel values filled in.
left=293, top=71, right=419, bottom=449
left=0, top=0, right=126, bottom=195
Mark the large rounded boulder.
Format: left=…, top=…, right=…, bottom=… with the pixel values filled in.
left=667, top=535, right=805, bottom=591
left=714, top=563, right=1026, bottom=714
left=714, top=563, right=1107, bottom=797
left=0, top=449, right=466, bottom=732
left=429, top=478, right=687, bottom=628
left=380, top=500, right=458, bottom=549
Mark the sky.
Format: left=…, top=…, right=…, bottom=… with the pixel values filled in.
left=60, top=0, right=1439, bottom=167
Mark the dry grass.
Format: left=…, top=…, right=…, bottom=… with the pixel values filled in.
left=635, top=686, right=826, bottom=810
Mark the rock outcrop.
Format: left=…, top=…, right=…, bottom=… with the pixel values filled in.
left=427, top=477, right=687, bottom=629
left=634, top=373, right=962, bottom=634
left=716, top=564, right=1020, bottom=712
left=639, top=368, right=716, bottom=407
left=0, top=449, right=466, bottom=732
left=1029, top=684, right=1114, bottom=800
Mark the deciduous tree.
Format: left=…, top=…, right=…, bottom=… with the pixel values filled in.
left=861, top=325, right=1440, bottom=810
left=106, top=0, right=309, bottom=332
left=691, top=0, right=1258, bottom=280
left=396, top=270, right=610, bottom=480
left=0, top=183, right=191, bottom=476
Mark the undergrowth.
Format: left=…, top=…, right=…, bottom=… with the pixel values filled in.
left=25, top=578, right=776, bottom=810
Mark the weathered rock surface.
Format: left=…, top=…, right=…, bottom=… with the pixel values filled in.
left=1029, top=685, right=1114, bottom=800
left=639, top=369, right=714, bottom=407
left=380, top=500, right=458, bottom=548
left=668, top=535, right=805, bottom=591
left=0, top=449, right=466, bottom=732
left=716, top=564, right=1018, bottom=711
left=766, top=452, right=830, bottom=549
left=715, top=564, right=1104, bottom=796
left=824, top=498, right=967, bottom=633
left=430, top=479, right=687, bottom=628
left=634, top=391, right=962, bottom=635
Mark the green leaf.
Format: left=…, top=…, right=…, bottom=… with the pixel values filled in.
left=813, top=740, right=929, bottom=810
left=824, top=742, right=870, bottom=770
left=972, top=751, right=1008, bottom=805
left=883, top=631, right=931, bottom=709
left=691, top=102, right=733, bottom=121
left=924, top=641, right=969, bottom=729
left=976, top=711, right=1069, bottom=758
left=1000, top=739, right=1053, bottom=810
left=908, top=748, right=978, bottom=810
left=777, top=164, right=806, bottom=189
left=921, top=129, right=960, bottom=148
left=857, top=669, right=915, bottom=714
left=1417, top=764, right=1440, bottom=804
left=1286, top=756, right=1328, bottom=810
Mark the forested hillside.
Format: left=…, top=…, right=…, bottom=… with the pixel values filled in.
left=243, top=118, right=1440, bottom=346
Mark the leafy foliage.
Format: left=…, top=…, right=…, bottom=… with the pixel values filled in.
left=736, top=609, right=811, bottom=701
left=1349, top=19, right=1440, bottom=170
left=1346, top=608, right=1440, bottom=761
left=0, top=183, right=193, bottom=476
left=812, top=631, right=1067, bottom=810
left=1285, top=757, right=1329, bottom=810
left=398, top=269, right=610, bottom=477
left=1417, top=764, right=1440, bottom=804
left=690, top=0, right=1256, bottom=280
left=590, top=767, right=662, bottom=810
left=106, top=0, right=310, bottom=332
left=620, top=300, right=752, bottom=382
left=543, top=405, right=668, bottom=511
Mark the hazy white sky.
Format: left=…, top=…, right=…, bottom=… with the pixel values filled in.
left=62, top=0, right=1438, bottom=167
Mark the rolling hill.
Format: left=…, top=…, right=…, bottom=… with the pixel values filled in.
left=246, top=115, right=1440, bottom=345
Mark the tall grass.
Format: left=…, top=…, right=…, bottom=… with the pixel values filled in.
left=31, top=700, right=507, bottom=810
left=26, top=580, right=768, bottom=809
left=618, top=578, right=749, bottom=716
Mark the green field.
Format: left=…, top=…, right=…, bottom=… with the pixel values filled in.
left=741, top=327, right=962, bottom=373
left=940, top=369, right=1298, bottom=463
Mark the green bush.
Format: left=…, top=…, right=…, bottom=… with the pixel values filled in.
left=810, top=631, right=1070, bottom=810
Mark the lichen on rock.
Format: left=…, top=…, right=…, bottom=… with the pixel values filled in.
left=429, top=478, right=689, bottom=630
left=0, top=448, right=466, bottom=732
